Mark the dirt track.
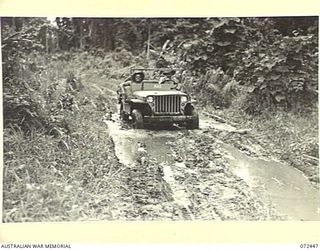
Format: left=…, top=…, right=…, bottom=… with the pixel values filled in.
left=92, top=72, right=320, bottom=221
left=103, top=114, right=288, bottom=220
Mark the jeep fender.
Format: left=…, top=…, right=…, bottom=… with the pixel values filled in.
left=123, top=98, right=144, bottom=113
left=128, top=99, right=145, bottom=104
left=124, top=99, right=152, bottom=116
left=184, top=102, right=197, bottom=116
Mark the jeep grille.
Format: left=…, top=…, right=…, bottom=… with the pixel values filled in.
left=154, top=95, right=181, bottom=114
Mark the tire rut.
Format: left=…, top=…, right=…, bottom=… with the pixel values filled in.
left=171, top=130, right=285, bottom=220
left=104, top=111, right=284, bottom=220
left=122, top=142, right=196, bottom=220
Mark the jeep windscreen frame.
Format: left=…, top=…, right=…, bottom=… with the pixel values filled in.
left=141, top=82, right=177, bottom=91
left=130, top=81, right=177, bottom=91
left=129, top=68, right=182, bottom=74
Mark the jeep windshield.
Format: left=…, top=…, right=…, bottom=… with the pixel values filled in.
left=129, top=67, right=181, bottom=91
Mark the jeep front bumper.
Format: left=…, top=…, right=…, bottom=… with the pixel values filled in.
left=143, top=115, right=196, bottom=123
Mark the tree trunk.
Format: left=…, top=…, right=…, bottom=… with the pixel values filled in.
left=147, top=22, right=151, bottom=66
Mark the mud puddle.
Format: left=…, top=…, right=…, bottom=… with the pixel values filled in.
left=105, top=116, right=179, bottom=164
left=104, top=116, right=194, bottom=217
left=199, top=116, right=320, bottom=220
left=105, top=114, right=319, bottom=220
left=221, top=143, right=320, bottom=220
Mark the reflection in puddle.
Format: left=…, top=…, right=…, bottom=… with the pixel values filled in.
left=222, top=143, right=320, bottom=220
left=105, top=117, right=180, bottom=165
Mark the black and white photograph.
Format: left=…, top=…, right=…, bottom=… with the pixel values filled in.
left=1, top=16, right=319, bottom=222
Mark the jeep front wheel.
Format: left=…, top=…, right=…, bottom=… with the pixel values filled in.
left=186, top=111, right=199, bottom=129
left=120, top=104, right=129, bottom=121
left=131, top=109, right=144, bottom=129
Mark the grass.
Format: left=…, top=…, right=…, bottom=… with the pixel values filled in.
left=3, top=103, right=127, bottom=222
left=2, top=50, right=134, bottom=222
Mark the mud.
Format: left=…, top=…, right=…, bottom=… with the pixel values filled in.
left=223, top=143, right=320, bottom=220
left=93, top=77, right=319, bottom=221
left=104, top=115, right=295, bottom=220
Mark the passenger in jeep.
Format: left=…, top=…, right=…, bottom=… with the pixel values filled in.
left=159, top=70, right=176, bottom=84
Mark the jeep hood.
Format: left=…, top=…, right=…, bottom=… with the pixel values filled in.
left=133, top=90, right=187, bottom=97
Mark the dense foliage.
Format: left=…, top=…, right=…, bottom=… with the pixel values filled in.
left=172, top=18, right=318, bottom=112
left=2, top=18, right=48, bottom=131
left=234, top=19, right=318, bottom=113
left=1, top=16, right=318, bottom=132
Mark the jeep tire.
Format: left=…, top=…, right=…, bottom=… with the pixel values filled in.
left=132, top=109, right=144, bottom=129
left=119, top=104, right=129, bottom=121
left=186, top=110, right=199, bottom=129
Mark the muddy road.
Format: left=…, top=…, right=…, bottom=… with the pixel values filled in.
left=102, top=112, right=320, bottom=221
left=91, top=75, right=319, bottom=221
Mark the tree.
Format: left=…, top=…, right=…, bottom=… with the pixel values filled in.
left=2, top=17, right=48, bottom=131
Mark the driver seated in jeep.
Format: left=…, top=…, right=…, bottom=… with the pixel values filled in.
left=125, top=72, right=145, bottom=83
left=132, top=72, right=144, bottom=83
left=159, top=69, right=176, bottom=84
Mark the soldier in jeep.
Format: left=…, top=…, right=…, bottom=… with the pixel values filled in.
left=117, top=67, right=199, bottom=129
left=159, top=69, right=175, bottom=84
left=125, top=71, right=145, bottom=83
left=132, top=72, right=144, bottom=83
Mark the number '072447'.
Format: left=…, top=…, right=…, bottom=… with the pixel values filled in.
left=300, top=244, right=319, bottom=248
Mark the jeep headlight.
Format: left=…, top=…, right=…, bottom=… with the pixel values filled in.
left=147, top=96, right=154, bottom=103
left=181, top=96, right=188, bottom=104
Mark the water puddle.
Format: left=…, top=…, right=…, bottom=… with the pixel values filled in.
left=222, top=143, right=320, bottom=220
left=105, top=115, right=182, bottom=164
left=105, top=115, right=320, bottom=220
left=105, top=117, right=193, bottom=217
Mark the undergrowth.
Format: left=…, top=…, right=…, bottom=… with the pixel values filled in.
left=3, top=105, right=126, bottom=222
left=2, top=50, right=137, bottom=222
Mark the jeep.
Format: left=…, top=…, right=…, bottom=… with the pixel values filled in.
left=117, top=67, right=199, bottom=129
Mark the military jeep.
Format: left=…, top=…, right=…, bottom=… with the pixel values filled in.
left=117, top=67, right=199, bottom=129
